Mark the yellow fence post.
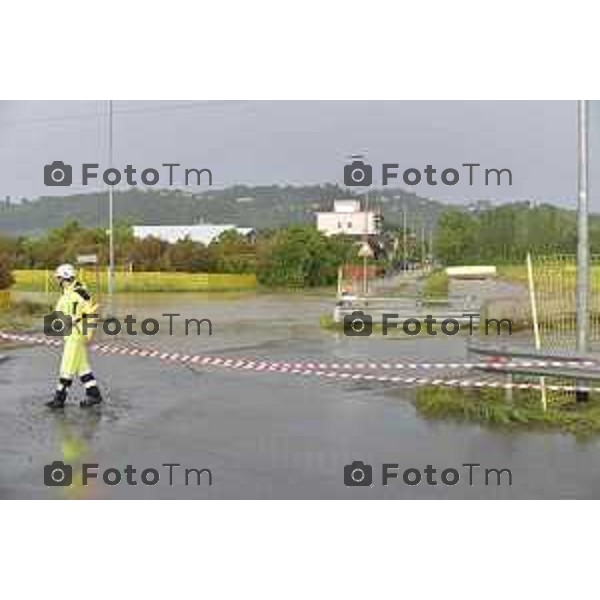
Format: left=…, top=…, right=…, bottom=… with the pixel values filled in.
left=527, top=252, right=547, bottom=411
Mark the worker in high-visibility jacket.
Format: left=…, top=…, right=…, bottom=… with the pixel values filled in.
left=46, top=264, right=103, bottom=409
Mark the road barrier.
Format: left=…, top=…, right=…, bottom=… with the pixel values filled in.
left=2, top=330, right=600, bottom=394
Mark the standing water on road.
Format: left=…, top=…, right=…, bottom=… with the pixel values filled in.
left=2, top=291, right=600, bottom=499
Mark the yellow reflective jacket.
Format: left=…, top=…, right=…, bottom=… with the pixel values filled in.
left=55, top=280, right=98, bottom=340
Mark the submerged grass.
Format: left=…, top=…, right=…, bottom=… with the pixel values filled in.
left=421, top=269, right=449, bottom=297
left=415, top=386, right=600, bottom=438
left=0, top=295, right=51, bottom=335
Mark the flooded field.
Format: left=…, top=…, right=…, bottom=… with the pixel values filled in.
left=2, top=291, right=600, bottom=499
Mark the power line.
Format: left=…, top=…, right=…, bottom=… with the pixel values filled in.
left=0, top=100, right=251, bottom=129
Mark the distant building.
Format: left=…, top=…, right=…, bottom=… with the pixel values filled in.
left=132, top=224, right=256, bottom=245
left=467, top=199, right=493, bottom=213
left=316, top=199, right=379, bottom=237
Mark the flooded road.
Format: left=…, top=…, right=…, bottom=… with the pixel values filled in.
left=2, top=291, right=600, bottom=499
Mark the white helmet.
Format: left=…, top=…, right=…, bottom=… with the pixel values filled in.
left=55, top=263, right=76, bottom=281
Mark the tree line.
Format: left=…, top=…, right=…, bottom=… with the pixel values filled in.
left=2, top=201, right=592, bottom=292
left=0, top=221, right=358, bottom=289
left=434, top=202, right=597, bottom=265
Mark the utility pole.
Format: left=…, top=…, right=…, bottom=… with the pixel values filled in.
left=107, top=100, right=115, bottom=312
left=576, top=100, right=590, bottom=403
left=576, top=100, right=589, bottom=354
left=429, top=228, right=434, bottom=265
left=363, top=190, right=369, bottom=295
left=402, top=203, right=407, bottom=272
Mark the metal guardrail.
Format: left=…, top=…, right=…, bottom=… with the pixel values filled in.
left=467, top=340, right=600, bottom=385
left=333, top=296, right=481, bottom=324
left=480, top=364, right=600, bottom=381
left=467, top=339, right=598, bottom=363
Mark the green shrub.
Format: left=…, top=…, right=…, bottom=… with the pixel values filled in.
left=0, top=254, right=15, bottom=290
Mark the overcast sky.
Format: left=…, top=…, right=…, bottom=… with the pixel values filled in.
left=0, top=100, right=596, bottom=208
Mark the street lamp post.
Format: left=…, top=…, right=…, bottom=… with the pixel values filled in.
left=402, top=203, right=407, bottom=272
left=576, top=100, right=590, bottom=402
left=107, top=100, right=115, bottom=312
left=364, top=189, right=369, bottom=294
left=576, top=100, right=589, bottom=354
left=429, top=228, right=434, bottom=265
left=346, top=152, right=371, bottom=295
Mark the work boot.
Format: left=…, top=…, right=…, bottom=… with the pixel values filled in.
left=46, top=390, right=67, bottom=409
left=80, top=386, right=103, bottom=407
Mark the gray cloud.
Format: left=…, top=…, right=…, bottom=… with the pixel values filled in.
left=0, top=100, right=590, bottom=207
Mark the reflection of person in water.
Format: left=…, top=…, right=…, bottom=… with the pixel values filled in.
left=336, top=289, right=357, bottom=308
left=53, top=412, right=102, bottom=499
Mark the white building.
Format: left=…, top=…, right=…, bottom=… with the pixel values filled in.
left=316, top=199, right=378, bottom=237
left=132, top=224, right=255, bottom=245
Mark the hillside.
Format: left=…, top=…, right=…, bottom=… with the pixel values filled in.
left=0, top=184, right=449, bottom=237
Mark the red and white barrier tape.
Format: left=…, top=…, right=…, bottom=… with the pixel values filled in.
left=1, top=330, right=598, bottom=393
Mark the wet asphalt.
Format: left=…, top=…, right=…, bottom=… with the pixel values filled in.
left=2, top=291, right=600, bottom=499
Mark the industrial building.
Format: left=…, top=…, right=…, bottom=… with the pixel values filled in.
left=132, top=224, right=256, bottom=245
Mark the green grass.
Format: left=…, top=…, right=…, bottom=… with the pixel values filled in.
left=0, top=296, right=52, bottom=333
left=0, top=290, right=10, bottom=311
left=499, top=263, right=600, bottom=291
left=421, top=270, right=449, bottom=297
left=415, top=386, right=600, bottom=438
left=11, top=270, right=257, bottom=293
left=497, top=265, right=529, bottom=285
